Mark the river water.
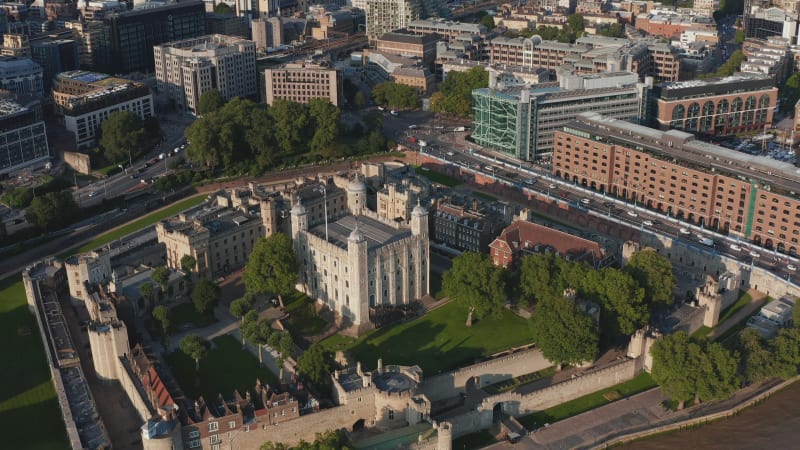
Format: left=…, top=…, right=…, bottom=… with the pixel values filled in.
left=622, top=381, right=800, bottom=449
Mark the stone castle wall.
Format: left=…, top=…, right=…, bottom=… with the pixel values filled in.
left=422, top=346, right=550, bottom=401
left=631, top=234, right=800, bottom=299
left=446, top=358, right=638, bottom=437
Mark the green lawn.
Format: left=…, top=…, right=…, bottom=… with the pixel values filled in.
left=483, top=366, right=557, bottom=395
left=413, top=166, right=462, bottom=187
left=691, top=326, right=712, bottom=340
left=718, top=291, right=752, bottom=325
left=472, top=191, right=497, bottom=202
left=283, top=291, right=328, bottom=336
left=62, top=194, right=207, bottom=257
left=170, top=302, right=216, bottom=331
left=429, top=271, right=444, bottom=299
left=0, top=275, right=69, bottom=448
left=452, top=430, right=496, bottom=450
left=166, top=335, right=279, bottom=401
left=320, top=301, right=534, bottom=374
left=518, top=372, right=657, bottom=429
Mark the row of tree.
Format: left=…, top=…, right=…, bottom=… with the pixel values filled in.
left=651, top=317, right=800, bottom=409
left=430, top=66, right=489, bottom=117
left=185, top=91, right=392, bottom=174
left=443, top=250, right=675, bottom=366
left=260, top=430, right=352, bottom=450
left=371, top=82, right=420, bottom=110
left=98, top=111, right=162, bottom=167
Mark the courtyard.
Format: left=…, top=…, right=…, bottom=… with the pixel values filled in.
left=321, top=300, right=535, bottom=374
left=166, top=335, right=279, bottom=402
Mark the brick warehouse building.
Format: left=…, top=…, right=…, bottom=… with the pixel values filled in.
left=554, top=112, right=800, bottom=254
left=653, top=74, right=778, bottom=136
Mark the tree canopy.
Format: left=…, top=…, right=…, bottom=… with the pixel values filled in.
left=99, top=110, right=146, bottom=164
left=1, top=186, right=33, bottom=209
left=442, top=252, right=506, bottom=324
left=371, top=82, right=420, bottom=110
left=623, top=249, right=676, bottom=309
left=198, top=88, right=224, bottom=115
left=260, top=430, right=352, bottom=450
left=704, top=50, right=746, bottom=78
left=192, top=277, right=220, bottom=315
left=518, top=253, right=653, bottom=338
left=180, top=254, right=197, bottom=274
left=152, top=305, right=170, bottom=336
left=151, top=266, right=170, bottom=292
left=431, top=67, right=488, bottom=117
left=25, top=191, right=78, bottom=231
left=296, top=343, right=334, bottom=388
left=243, top=233, right=299, bottom=307
left=480, top=14, right=495, bottom=31
left=179, top=334, right=209, bottom=371
left=650, top=331, right=740, bottom=409
left=531, top=295, right=598, bottom=366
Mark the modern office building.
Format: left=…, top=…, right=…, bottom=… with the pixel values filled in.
left=554, top=112, right=800, bottom=253
left=0, top=98, right=49, bottom=175
left=63, top=20, right=106, bottom=70
left=375, top=31, right=439, bottom=67
left=252, top=16, right=284, bottom=52
left=54, top=71, right=154, bottom=150
left=263, top=62, right=341, bottom=106
left=98, top=0, right=206, bottom=74
left=653, top=74, right=778, bottom=136
left=154, top=34, right=257, bottom=114
left=472, top=71, right=650, bottom=161
left=363, top=50, right=436, bottom=95
left=364, top=0, right=448, bottom=42
left=30, top=37, right=79, bottom=90
left=291, top=178, right=430, bottom=333
left=0, top=56, right=43, bottom=96
left=488, top=35, right=681, bottom=82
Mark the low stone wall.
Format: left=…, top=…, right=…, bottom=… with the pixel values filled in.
left=228, top=401, right=377, bottom=448
left=447, top=359, right=639, bottom=438
left=421, top=346, right=549, bottom=402
left=596, top=376, right=800, bottom=449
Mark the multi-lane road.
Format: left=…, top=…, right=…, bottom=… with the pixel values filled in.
left=386, top=113, right=799, bottom=283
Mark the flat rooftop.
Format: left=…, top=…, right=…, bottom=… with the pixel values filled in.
left=373, top=370, right=416, bottom=393
left=308, top=214, right=412, bottom=251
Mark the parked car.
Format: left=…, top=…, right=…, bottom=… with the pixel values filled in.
left=729, top=244, right=742, bottom=252
left=580, top=198, right=591, bottom=205
left=750, top=251, right=761, bottom=258
left=788, top=264, right=797, bottom=271
left=626, top=210, right=638, bottom=217
left=643, top=220, right=653, bottom=227
left=679, top=228, right=691, bottom=235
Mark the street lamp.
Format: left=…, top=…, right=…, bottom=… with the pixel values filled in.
left=314, top=184, right=328, bottom=242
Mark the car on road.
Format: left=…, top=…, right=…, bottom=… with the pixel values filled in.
left=643, top=220, right=653, bottom=227
left=679, top=228, right=691, bottom=235
left=729, top=244, right=742, bottom=252
left=150, top=158, right=158, bottom=164
left=750, top=251, right=761, bottom=258
left=390, top=110, right=398, bottom=116
left=580, top=198, right=591, bottom=205
left=788, top=264, right=797, bottom=271
left=626, top=210, right=638, bottom=217
left=408, top=124, right=418, bottom=129
left=130, top=173, right=138, bottom=179
left=377, top=106, right=385, bottom=111
left=603, top=202, right=613, bottom=208
left=88, top=191, right=98, bottom=197
left=524, top=178, right=536, bottom=185
left=548, top=183, right=557, bottom=189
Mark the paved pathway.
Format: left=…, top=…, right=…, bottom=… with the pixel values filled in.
left=706, top=289, right=767, bottom=341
